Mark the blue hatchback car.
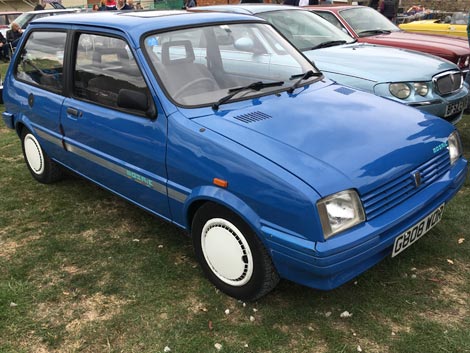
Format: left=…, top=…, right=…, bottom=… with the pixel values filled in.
left=2, top=11, right=467, bottom=300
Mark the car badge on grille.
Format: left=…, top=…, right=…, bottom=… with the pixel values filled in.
left=412, top=171, right=422, bottom=188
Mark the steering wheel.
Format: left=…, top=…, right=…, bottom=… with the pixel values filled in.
left=173, top=77, right=218, bottom=99
left=22, top=59, right=46, bottom=75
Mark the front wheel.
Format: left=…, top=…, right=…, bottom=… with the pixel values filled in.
left=192, top=202, right=279, bottom=301
left=21, top=128, right=63, bottom=184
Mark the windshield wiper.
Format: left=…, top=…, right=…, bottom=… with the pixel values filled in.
left=212, top=81, right=284, bottom=110
left=357, top=29, right=392, bottom=36
left=309, top=40, right=347, bottom=50
left=288, top=70, right=322, bottom=94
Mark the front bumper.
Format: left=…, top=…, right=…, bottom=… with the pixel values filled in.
left=262, top=158, right=467, bottom=291
left=409, top=94, right=468, bottom=125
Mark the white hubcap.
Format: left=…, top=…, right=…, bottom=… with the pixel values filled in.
left=24, top=133, right=44, bottom=175
left=201, top=218, right=254, bottom=287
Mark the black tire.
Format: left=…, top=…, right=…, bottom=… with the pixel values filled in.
left=21, top=128, right=63, bottom=184
left=192, top=202, right=280, bottom=301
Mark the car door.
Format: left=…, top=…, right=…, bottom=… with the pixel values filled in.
left=10, top=30, right=68, bottom=160
left=60, top=30, right=171, bottom=220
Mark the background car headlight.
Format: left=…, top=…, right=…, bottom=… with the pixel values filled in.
left=448, top=131, right=463, bottom=165
left=317, top=189, right=365, bottom=239
left=413, top=82, right=429, bottom=96
left=389, top=83, right=411, bottom=99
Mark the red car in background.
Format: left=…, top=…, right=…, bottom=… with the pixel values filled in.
left=310, top=5, right=470, bottom=76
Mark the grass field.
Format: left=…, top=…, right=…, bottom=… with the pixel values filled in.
left=1, top=62, right=469, bottom=352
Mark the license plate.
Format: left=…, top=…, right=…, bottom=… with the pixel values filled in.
left=445, top=98, right=467, bottom=117
left=391, top=204, right=445, bottom=257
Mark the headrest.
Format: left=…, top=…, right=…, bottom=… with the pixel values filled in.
left=161, top=40, right=195, bottom=65
left=92, top=47, right=129, bottom=64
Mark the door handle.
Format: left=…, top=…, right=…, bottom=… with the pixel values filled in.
left=66, top=107, right=82, bottom=118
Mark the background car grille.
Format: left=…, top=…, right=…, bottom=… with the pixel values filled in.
left=361, top=150, right=450, bottom=220
left=434, top=71, right=462, bottom=95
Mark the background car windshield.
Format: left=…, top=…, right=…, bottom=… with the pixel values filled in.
left=258, top=10, right=355, bottom=51
left=340, top=7, right=399, bottom=34
left=144, top=23, right=318, bottom=107
left=14, top=13, right=35, bottom=28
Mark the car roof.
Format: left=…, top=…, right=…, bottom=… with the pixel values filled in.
left=25, top=8, right=80, bottom=14
left=193, top=4, right=303, bottom=15
left=309, top=5, right=365, bottom=12
left=29, top=10, right=263, bottom=34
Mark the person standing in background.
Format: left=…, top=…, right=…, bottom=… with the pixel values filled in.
left=381, top=0, right=399, bottom=23
left=368, top=0, right=380, bottom=10
left=33, top=1, right=44, bottom=10
left=283, top=0, right=318, bottom=6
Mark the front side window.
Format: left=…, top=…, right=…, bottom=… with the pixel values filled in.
left=73, top=33, right=151, bottom=113
left=15, top=31, right=67, bottom=93
left=144, top=22, right=321, bottom=107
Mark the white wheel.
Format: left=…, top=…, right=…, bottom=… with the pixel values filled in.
left=192, top=203, right=279, bottom=301
left=23, top=133, right=45, bottom=175
left=21, top=128, right=63, bottom=184
left=201, top=218, right=254, bottom=287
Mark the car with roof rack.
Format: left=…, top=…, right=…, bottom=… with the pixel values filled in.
left=2, top=10, right=467, bottom=300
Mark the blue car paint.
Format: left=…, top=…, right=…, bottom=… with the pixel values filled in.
left=2, top=11, right=468, bottom=293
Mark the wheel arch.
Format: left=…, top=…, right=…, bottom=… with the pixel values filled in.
left=184, top=186, right=264, bottom=244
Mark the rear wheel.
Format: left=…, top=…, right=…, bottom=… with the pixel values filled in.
left=192, top=202, right=279, bottom=301
left=21, top=128, right=63, bottom=184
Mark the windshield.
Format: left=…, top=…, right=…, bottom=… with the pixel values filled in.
left=143, top=23, right=321, bottom=107
left=339, top=7, right=400, bottom=36
left=258, top=10, right=355, bottom=51
left=14, top=13, right=36, bottom=29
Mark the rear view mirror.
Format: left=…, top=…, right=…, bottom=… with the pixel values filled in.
left=117, top=89, right=157, bottom=119
left=234, top=37, right=255, bottom=52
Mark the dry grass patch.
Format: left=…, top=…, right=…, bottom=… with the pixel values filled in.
left=418, top=265, right=469, bottom=327
left=0, top=233, right=42, bottom=260
left=32, top=292, right=130, bottom=352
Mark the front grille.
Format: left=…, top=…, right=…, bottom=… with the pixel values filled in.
left=361, top=150, right=450, bottom=220
left=434, top=71, right=462, bottom=95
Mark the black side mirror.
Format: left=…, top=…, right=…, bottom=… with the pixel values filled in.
left=117, top=88, right=157, bottom=120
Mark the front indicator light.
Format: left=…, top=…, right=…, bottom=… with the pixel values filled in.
left=317, top=189, right=365, bottom=239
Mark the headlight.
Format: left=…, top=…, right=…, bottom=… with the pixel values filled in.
left=317, top=189, right=365, bottom=239
left=448, top=131, right=463, bottom=165
left=413, top=82, right=429, bottom=96
left=389, top=83, right=411, bottom=99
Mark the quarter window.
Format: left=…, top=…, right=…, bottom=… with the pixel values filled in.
left=73, top=33, right=151, bottom=113
left=15, top=31, right=67, bottom=93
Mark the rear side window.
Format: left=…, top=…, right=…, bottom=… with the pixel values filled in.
left=15, top=31, right=67, bottom=93
left=73, top=33, right=151, bottom=113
